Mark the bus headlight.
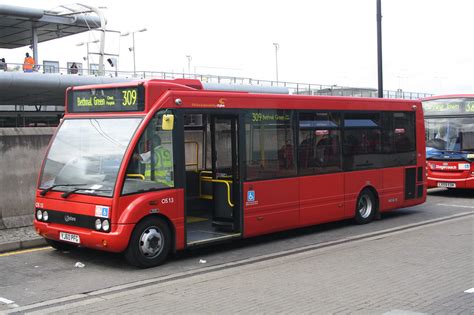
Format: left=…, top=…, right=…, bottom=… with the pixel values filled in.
left=42, top=211, right=48, bottom=221
left=95, top=219, right=102, bottom=230
left=102, top=219, right=110, bottom=232
left=36, top=209, right=43, bottom=221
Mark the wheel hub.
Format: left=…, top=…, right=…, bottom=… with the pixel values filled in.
left=358, top=195, right=373, bottom=219
left=139, top=227, right=163, bottom=258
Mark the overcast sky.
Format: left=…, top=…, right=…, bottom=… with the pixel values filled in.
left=1, top=0, right=472, bottom=95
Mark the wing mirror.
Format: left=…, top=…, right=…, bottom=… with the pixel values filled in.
left=162, top=114, right=174, bottom=131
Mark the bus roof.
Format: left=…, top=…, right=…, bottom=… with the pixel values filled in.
left=422, top=94, right=474, bottom=101
left=65, top=79, right=420, bottom=115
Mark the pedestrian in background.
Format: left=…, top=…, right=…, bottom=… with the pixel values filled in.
left=70, top=62, right=78, bottom=74
left=0, top=58, right=6, bottom=71
left=23, top=52, right=35, bottom=72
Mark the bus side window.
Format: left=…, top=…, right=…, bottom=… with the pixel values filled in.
left=278, top=141, right=294, bottom=169
left=298, top=112, right=342, bottom=175
left=245, top=109, right=296, bottom=180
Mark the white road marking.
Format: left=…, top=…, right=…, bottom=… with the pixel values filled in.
left=437, top=203, right=474, bottom=209
left=0, top=298, right=19, bottom=309
left=0, top=297, right=14, bottom=304
left=464, top=288, right=474, bottom=293
left=436, top=203, right=474, bottom=209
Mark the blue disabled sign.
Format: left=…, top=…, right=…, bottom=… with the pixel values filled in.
left=101, top=207, right=108, bottom=217
left=247, top=190, right=255, bottom=202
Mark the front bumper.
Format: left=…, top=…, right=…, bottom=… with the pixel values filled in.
left=427, top=176, right=474, bottom=189
left=34, top=220, right=134, bottom=253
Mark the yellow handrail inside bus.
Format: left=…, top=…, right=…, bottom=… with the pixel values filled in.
left=126, top=174, right=145, bottom=180
left=186, top=162, right=198, bottom=168
left=199, top=176, right=234, bottom=207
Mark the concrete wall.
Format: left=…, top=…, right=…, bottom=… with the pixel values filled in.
left=0, top=127, right=54, bottom=229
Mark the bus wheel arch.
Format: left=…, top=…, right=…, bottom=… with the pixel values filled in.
left=124, top=214, right=174, bottom=268
left=354, top=186, right=379, bottom=225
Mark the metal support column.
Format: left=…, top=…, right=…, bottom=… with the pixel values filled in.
left=31, top=26, right=38, bottom=66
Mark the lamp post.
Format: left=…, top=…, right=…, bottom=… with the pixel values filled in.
left=76, top=39, right=99, bottom=74
left=376, top=0, right=383, bottom=98
left=186, top=55, right=192, bottom=75
left=121, top=28, right=147, bottom=76
left=273, top=42, right=279, bottom=83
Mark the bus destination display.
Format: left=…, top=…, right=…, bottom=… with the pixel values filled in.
left=423, top=98, right=474, bottom=115
left=68, top=86, right=145, bottom=113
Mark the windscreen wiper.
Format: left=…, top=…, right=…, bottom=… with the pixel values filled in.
left=39, top=184, right=89, bottom=196
left=61, top=188, right=111, bottom=198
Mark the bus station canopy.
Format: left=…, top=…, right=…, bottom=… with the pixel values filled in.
left=0, top=3, right=129, bottom=107
left=0, top=4, right=102, bottom=49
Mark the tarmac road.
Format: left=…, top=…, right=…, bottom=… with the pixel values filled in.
left=0, top=188, right=472, bottom=312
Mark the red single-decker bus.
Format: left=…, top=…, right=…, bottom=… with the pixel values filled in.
left=423, top=94, right=474, bottom=189
left=34, top=79, right=426, bottom=267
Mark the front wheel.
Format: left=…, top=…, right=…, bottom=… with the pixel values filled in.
left=125, top=217, right=171, bottom=268
left=354, top=189, right=377, bottom=225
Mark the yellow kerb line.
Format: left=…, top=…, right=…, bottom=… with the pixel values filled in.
left=0, top=246, right=51, bottom=257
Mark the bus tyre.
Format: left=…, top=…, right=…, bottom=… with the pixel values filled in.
left=354, top=189, right=376, bottom=225
left=46, top=238, right=78, bottom=251
left=125, top=217, right=171, bottom=268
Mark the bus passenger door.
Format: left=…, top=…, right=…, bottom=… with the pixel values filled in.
left=210, top=115, right=240, bottom=231
left=183, top=112, right=241, bottom=246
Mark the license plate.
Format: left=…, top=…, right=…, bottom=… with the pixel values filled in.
left=59, top=232, right=80, bottom=244
left=437, top=182, right=456, bottom=188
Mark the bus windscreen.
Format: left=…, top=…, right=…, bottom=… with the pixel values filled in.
left=67, top=86, right=145, bottom=113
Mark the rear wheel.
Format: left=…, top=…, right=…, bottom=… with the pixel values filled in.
left=354, top=189, right=377, bottom=224
left=125, top=217, right=171, bottom=268
left=46, top=238, right=78, bottom=251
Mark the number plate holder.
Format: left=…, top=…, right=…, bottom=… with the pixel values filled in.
left=437, top=182, right=456, bottom=188
left=59, top=232, right=80, bottom=244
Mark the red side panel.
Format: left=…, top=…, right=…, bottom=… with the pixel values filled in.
left=380, top=167, right=405, bottom=211
left=299, top=173, right=345, bottom=225
left=243, top=178, right=299, bottom=237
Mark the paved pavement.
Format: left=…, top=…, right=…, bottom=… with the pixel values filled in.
left=0, top=226, right=45, bottom=253
left=4, top=215, right=473, bottom=314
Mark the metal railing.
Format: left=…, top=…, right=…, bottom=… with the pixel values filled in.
left=0, top=62, right=433, bottom=100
